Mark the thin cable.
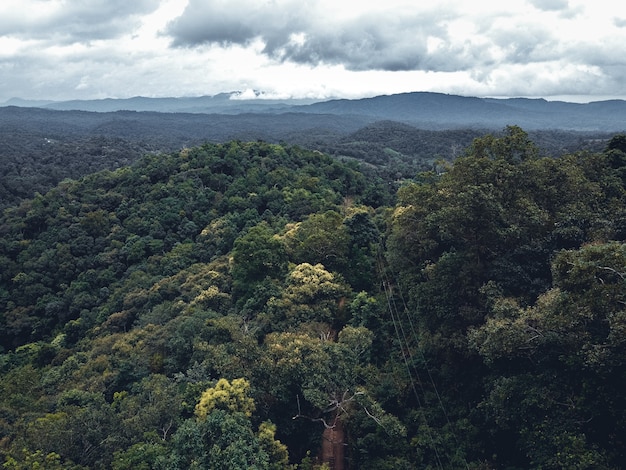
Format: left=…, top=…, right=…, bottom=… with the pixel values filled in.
left=378, top=254, right=445, bottom=470
left=385, top=252, right=470, bottom=470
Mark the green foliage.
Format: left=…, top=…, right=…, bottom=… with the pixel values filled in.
left=468, top=125, right=538, bottom=163
left=232, top=222, right=288, bottom=304
left=264, top=263, right=350, bottom=330
left=285, top=210, right=350, bottom=272
left=2, top=448, right=85, bottom=470
left=606, top=133, right=626, bottom=183
left=386, top=128, right=626, bottom=468
left=1, top=134, right=625, bottom=469
left=162, top=410, right=270, bottom=470
left=196, top=378, right=256, bottom=419
left=257, top=421, right=293, bottom=470
left=111, top=442, right=167, bottom=470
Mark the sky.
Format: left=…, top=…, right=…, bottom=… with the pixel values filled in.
left=1, top=0, right=626, bottom=103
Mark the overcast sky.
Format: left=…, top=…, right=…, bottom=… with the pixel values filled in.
left=1, top=0, right=626, bottom=103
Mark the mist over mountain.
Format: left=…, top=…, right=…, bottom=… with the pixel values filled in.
left=3, top=93, right=318, bottom=115
left=5, top=91, right=626, bottom=131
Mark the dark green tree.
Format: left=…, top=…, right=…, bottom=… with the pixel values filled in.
left=231, top=222, right=289, bottom=306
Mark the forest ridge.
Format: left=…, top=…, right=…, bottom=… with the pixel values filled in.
left=0, top=127, right=625, bottom=468
left=5, top=91, right=626, bottom=130
left=0, top=104, right=612, bottom=211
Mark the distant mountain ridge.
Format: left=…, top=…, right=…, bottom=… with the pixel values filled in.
left=2, top=93, right=318, bottom=114
left=293, top=92, right=626, bottom=130
left=4, top=91, right=626, bottom=130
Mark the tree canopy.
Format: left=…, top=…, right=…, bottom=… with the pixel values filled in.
left=1, top=132, right=625, bottom=469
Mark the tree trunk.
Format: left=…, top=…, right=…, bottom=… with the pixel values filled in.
left=321, top=417, right=345, bottom=470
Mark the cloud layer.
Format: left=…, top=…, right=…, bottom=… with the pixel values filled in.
left=1, top=0, right=626, bottom=101
left=164, top=1, right=617, bottom=72
left=0, top=0, right=160, bottom=43
left=166, top=1, right=448, bottom=71
left=163, top=0, right=626, bottom=98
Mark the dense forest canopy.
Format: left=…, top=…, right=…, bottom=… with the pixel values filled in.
left=0, top=105, right=613, bottom=211
left=0, top=127, right=625, bottom=469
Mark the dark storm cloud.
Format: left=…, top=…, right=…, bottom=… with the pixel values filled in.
left=271, top=16, right=441, bottom=72
left=165, top=0, right=309, bottom=47
left=166, top=0, right=460, bottom=72
left=164, top=0, right=600, bottom=75
left=0, top=0, right=160, bottom=43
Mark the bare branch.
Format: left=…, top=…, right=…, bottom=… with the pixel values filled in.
left=599, top=265, right=626, bottom=281
left=160, top=420, right=173, bottom=441
left=293, top=390, right=366, bottom=429
left=293, top=395, right=335, bottom=429
left=363, top=406, right=384, bottom=426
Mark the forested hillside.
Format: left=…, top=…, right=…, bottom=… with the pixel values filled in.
left=0, top=128, right=625, bottom=469
left=0, top=105, right=613, bottom=211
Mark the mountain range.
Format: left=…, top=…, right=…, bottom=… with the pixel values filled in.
left=4, top=91, right=626, bottom=131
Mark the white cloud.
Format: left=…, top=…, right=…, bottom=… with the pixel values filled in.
left=2, top=0, right=626, bottom=102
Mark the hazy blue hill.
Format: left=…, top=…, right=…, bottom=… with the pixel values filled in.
left=5, top=91, right=626, bottom=130
left=583, top=99, right=626, bottom=118
left=483, top=97, right=580, bottom=112
left=295, top=92, right=626, bottom=130
left=3, top=97, right=57, bottom=107
left=295, top=92, right=532, bottom=123
left=5, top=93, right=319, bottom=114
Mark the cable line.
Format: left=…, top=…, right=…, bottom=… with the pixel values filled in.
left=377, top=252, right=445, bottom=470
left=378, top=247, right=470, bottom=470
left=392, top=266, right=470, bottom=470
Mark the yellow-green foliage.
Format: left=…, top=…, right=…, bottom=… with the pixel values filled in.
left=195, top=377, right=255, bottom=419
left=266, top=263, right=349, bottom=326
left=1, top=448, right=83, bottom=470
left=257, top=421, right=293, bottom=470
